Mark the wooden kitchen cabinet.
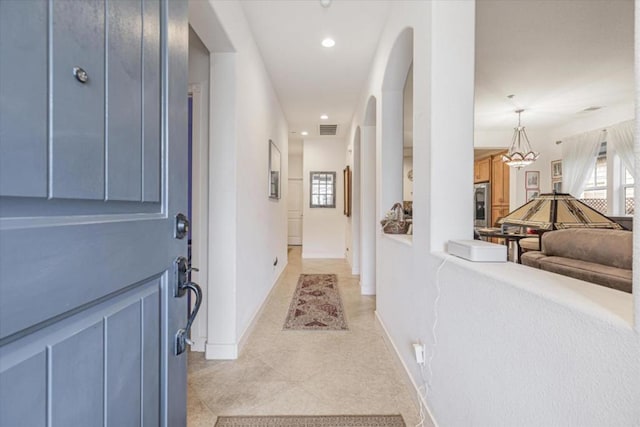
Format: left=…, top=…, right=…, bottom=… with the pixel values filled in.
left=474, top=157, right=491, bottom=183
left=491, top=206, right=510, bottom=224
left=491, top=154, right=510, bottom=206
left=490, top=153, right=510, bottom=224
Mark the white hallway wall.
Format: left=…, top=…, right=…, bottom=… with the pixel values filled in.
left=346, top=1, right=640, bottom=426
left=302, top=138, right=347, bottom=259
left=289, top=152, right=303, bottom=179
left=190, top=0, right=288, bottom=359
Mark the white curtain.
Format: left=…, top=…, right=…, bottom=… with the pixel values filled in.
left=607, top=119, right=635, bottom=179
left=561, top=129, right=605, bottom=197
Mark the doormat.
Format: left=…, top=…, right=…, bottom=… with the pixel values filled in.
left=214, top=415, right=406, bottom=426
left=283, top=274, right=348, bottom=330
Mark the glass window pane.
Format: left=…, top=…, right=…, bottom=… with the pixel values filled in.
left=625, top=168, right=634, bottom=184
left=310, top=172, right=336, bottom=207
left=595, top=157, right=607, bottom=187
left=625, top=187, right=634, bottom=215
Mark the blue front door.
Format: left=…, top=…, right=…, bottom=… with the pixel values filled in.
left=0, top=0, right=190, bottom=425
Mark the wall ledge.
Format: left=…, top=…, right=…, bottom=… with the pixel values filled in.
left=382, top=233, right=413, bottom=246
left=434, top=251, right=634, bottom=330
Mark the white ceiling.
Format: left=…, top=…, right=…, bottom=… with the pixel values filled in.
left=239, top=0, right=634, bottom=144
left=239, top=0, right=391, bottom=140
left=475, top=0, right=634, bottom=132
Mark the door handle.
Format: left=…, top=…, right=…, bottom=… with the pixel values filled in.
left=174, top=256, right=203, bottom=355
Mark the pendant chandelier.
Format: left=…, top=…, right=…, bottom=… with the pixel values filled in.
left=502, top=109, right=539, bottom=169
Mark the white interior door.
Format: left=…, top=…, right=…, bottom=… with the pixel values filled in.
left=0, top=0, right=191, bottom=425
left=288, top=178, right=303, bottom=245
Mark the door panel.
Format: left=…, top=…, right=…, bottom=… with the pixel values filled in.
left=288, top=179, right=303, bottom=245
left=0, top=0, right=48, bottom=198
left=0, top=352, right=46, bottom=427
left=0, top=220, right=167, bottom=338
left=142, top=291, right=161, bottom=427
left=52, top=0, right=106, bottom=200
left=0, top=1, right=189, bottom=426
left=143, top=0, right=162, bottom=203
left=107, top=0, right=143, bottom=201
left=51, top=322, right=104, bottom=426
left=106, top=303, right=142, bottom=425
left=0, top=279, right=163, bottom=426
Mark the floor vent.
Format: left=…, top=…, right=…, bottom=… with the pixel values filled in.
left=319, top=124, right=338, bottom=136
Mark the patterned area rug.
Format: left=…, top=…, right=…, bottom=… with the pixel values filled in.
left=283, top=274, right=348, bottom=330
left=214, top=415, right=406, bottom=426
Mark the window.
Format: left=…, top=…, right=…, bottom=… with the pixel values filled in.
left=580, top=142, right=607, bottom=213
left=309, top=171, right=336, bottom=208
left=623, top=167, right=634, bottom=214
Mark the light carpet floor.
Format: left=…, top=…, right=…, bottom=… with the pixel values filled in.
left=187, top=246, right=432, bottom=427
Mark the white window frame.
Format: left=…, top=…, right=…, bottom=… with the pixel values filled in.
left=580, top=142, right=608, bottom=213
left=621, top=164, right=634, bottom=216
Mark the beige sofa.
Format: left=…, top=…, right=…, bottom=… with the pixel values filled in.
left=521, top=228, right=632, bottom=293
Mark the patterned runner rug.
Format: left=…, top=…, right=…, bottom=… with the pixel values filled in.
left=283, top=274, right=348, bottom=330
left=215, top=415, right=406, bottom=426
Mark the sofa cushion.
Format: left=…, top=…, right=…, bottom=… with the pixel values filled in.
left=519, top=236, right=540, bottom=251
left=521, top=251, right=546, bottom=269
left=542, top=229, right=632, bottom=270
left=538, top=256, right=632, bottom=293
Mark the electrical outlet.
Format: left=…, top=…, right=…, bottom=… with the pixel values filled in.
left=413, top=343, right=425, bottom=365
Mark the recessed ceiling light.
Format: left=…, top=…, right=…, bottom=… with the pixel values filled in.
left=321, top=38, right=335, bottom=48
left=301, top=131, right=309, bottom=136
left=582, top=106, right=603, bottom=112
left=320, top=114, right=329, bottom=120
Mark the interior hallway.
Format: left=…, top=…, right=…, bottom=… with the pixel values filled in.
left=186, top=246, right=430, bottom=426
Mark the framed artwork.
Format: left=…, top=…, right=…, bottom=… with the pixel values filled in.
left=268, top=140, right=281, bottom=199
left=526, top=189, right=540, bottom=202
left=525, top=171, right=540, bottom=189
left=343, top=166, right=352, bottom=217
left=551, top=160, right=562, bottom=180
left=552, top=180, right=562, bottom=193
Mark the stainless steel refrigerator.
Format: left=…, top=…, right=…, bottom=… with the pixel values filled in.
left=474, top=182, right=491, bottom=227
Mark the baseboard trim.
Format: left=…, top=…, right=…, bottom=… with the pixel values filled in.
left=374, top=311, right=439, bottom=427
left=302, top=252, right=345, bottom=259
left=236, top=259, right=288, bottom=356
left=360, top=281, right=376, bottom=295
left=190, top=337, right=206, bottom=353
left=205, top=343, right=238, bottom=360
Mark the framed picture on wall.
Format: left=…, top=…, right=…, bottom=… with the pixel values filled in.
left=268, top=140, right=281, bottom=199
left=525, top=171, right=540, bottom=189
left=343, top=166, right=352, bottom=217
left=551, top=160, right=562, bottom=181
left=526, top=189, right=540, bottom=202
left=552, top=180, right=562, bottom=193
